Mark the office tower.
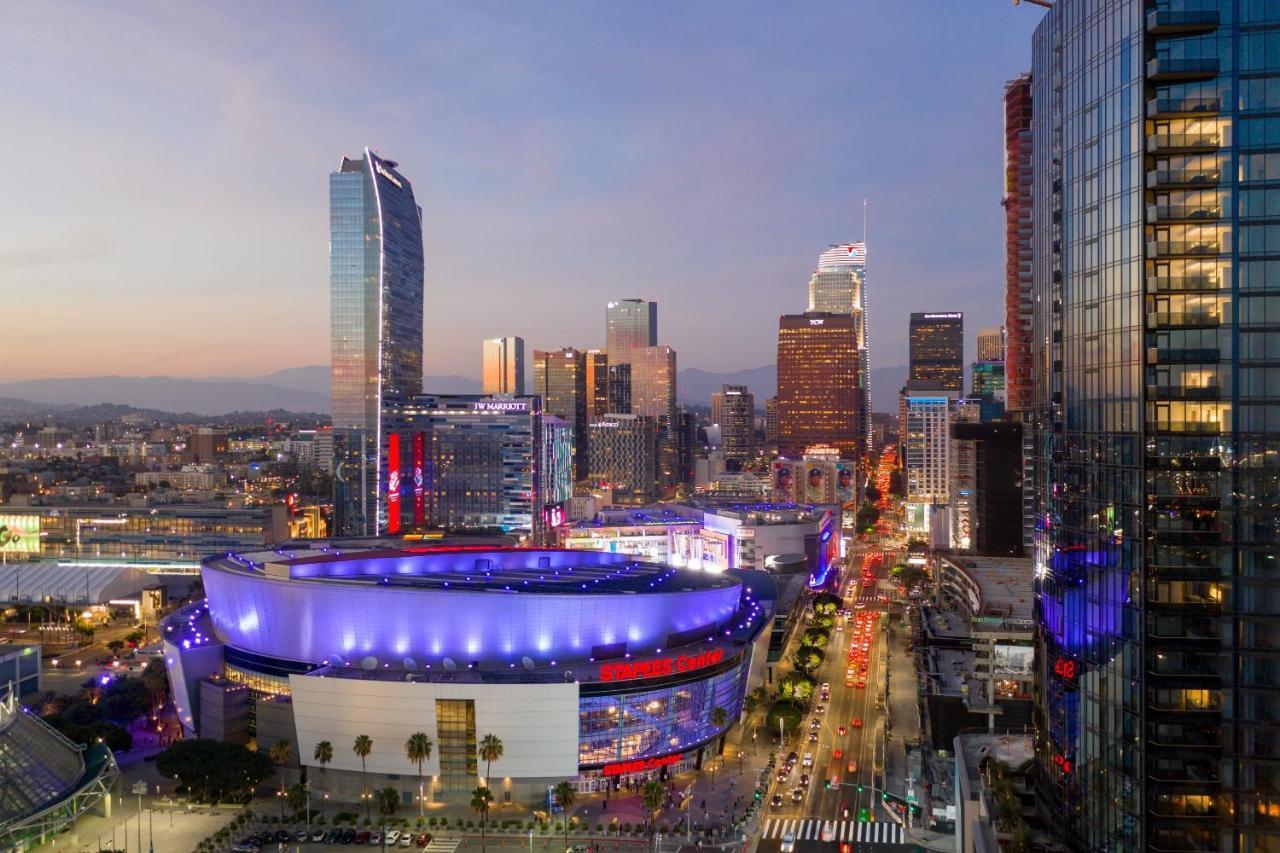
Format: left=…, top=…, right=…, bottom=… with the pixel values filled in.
left=949, top=422, right=1023, bottom=558
left=976, top=326, right=1005, bottom=363
left=330, top=148, right=424, bottom=536
left=532, top=348, right=588, bottom=480
left=970, top=361, right=1006, bottom=399
left=710, top=390, right=725, bottom=429
left=631, top=346, right=678, bottom=487
left=1004, top=73, right=1034, bottom=414
left=482, top=336, right=524, bottom=395
left=1029, top=4, right=1279, bottom=849
left=382, top=395, right=569, bottom=541
left=605, top=299, right=658, bottom=366
left=764, top=397, right=779, bottom=444
left=584, top=349, right=610, bottom=418
left=901, top=393, right=952, bottom=505
left=607, top=364, right=631, bottom=414
left=673, top=408, right=698, bottom=486
left=776, top=312, right=863, bottom=460
left=587, top=414, right=656, bottom=505
left=189, top=428, right=228, bottom=463
left=810, top=243, right=871, bottom=448
left=908, top=312, right=963, bottom=392
left=719, top=384, right=756, bottom=464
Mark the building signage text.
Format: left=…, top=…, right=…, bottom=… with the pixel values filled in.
left=598, top=648, right=725, bottom=683
left=601, top=753, right=683, bottom=777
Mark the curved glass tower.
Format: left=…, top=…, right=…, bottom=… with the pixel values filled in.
left=330, top=149, right=424, bottom=536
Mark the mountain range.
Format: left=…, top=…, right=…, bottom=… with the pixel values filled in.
left=0, top=363, right=909, bottom=417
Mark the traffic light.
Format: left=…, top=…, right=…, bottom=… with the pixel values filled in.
left=754, top=790, right=762, bottom=801
left=857, top=785, right=864, bottom=793
left=824, top=779, right=831, bottom=790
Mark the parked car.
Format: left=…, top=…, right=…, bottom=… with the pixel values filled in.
left=355, top=830, right=371, bottom=844
left=385, top=830, right=400, bottom=845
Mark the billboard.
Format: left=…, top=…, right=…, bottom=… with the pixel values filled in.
left=992, top=644, right=1034, bottom=677
left=835, top=461, right=856, bottom=505
left=805, top=465, right=828, bottom=503
left=0, top=515, right=39, bottom=554
left=386, top=433, right=401, bottom=534
left=772, top=462, right=797, bottom=503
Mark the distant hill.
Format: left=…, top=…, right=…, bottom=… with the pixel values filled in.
left=678, top=365, right=777, bottom=407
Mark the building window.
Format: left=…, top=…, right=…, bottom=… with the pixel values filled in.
left=435, top=699, right=477, bottom=793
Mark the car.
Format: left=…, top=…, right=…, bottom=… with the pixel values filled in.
left=837, top=725, right=846, bottom=736
left=820, top=822, right=836, bottom=842
left=296, top=829, right=310, bottom=842
left=799, top=773, right=810, bottom=788
left=808, top=731, right=819, bottom=743
left=790, top=787, right=805, bottom=803
left=810, top=717, right=821, bottom=730
left=777, top=768, right=792, bottom=783
left=856, top=680, right=866, bottom=689
left=780, top=829, right=797, bottom=852
left=815, top=703, right=826, bottom=714
left=400, top=835, right=415, bottom=848
left=847, top=760, right=859, bottom=773
left=275, top=829, right=291, bottom=843
left=386, top=829, right=401, bottom=844
left=845, top=678, right=855, bottom=688
left=321, top=830, right=338, bottom=843
left=786, top=750, right=798, bottom=764
left=852, top=717, right=863, bottom=728
left=770, top=793, right=784, bottom=809
left=833, top=748, right=843, bottom=759
left=370, top=830, right=383, bottom=845
left=311, top=829, right=327, bottom=842
left=802, top=752, right=814, bottom=767
left=355, top=831, right=371, bottom=844
left=416, top=833, right=432, bottom=847
left=341, top=828, right=358, bottom=844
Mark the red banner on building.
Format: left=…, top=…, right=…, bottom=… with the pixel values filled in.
left=387, top=433, right=401, bottom=534
left=412, top=432, right=425, bottom=528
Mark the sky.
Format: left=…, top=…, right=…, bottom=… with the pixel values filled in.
left=0, top=2, right=1043, bottom=382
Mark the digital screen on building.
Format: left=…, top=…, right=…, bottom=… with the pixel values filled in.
left=0, top=515, right=40, bottom=554
left=992, top=644, right=1034, bottom=676
left=544, top=502, right=566, bottom=528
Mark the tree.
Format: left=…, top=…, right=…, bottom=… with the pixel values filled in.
left=471, top=786, right=494, bottom=853
left=353, top=734, right=373, bottom=819
left=778, top=673, right=815, bottom=702
left=106, top=639, right=126, bottom=655
left=864, top=484, right=881, bottom=503
left=801, top=627, right=830, bottom=647
left=378, top=786, right=400, bottom=818
left=141, top=659, right=169, bottom=712
left=553, top=780, right=576, bottom=853
left=269, top=739, right=294, bottom=818
left=313, top=740, right=334, bottom=781
left=286, top=782, right=308, bottom=817
left=811, top=613, right=835, bottom=631
left=855, top=502, right=881, bottom=531
left=765, top=699, right=805, bottom=736
left=125, top=630, right=145, bottom=646
left=478, top=733, right=503, bottom=785
left=791, top=645, right=824, bottom=674
left=641, top=779, right=665, bottom=851
left=405, top=732, right=433, bottom=817
left=812, top=593, right=842, bottom=616
left=155, top=739, right=272, bottom=803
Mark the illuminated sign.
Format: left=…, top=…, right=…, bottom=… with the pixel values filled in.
left=601, top=753, right=683, bottom=777
left=544, top=502, right=567, bottom=528
left=374, top=161, right=403, bottom=189
left=412, top=432, right=425, bottom=528
left=1053, top=656, right=1077, bottom=681
left=387, top=434, right=401, bottom=534
left=593, top=421, right=621, bottom=428
left=922, top=312, right=961, bottom=319
left=474, top=400, right=529, bottom=412
left=598, top=648, right=725, bottom=683
left=809, top=318, right=825, bottom=326
left=1052, top=752, right=1072, bottom=775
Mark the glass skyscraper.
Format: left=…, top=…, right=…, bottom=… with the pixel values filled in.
left=809, top=243, right=870, bottom=450
left=907, top=311, right=964, bottom=391
left=330, top=149, right=424, bottom=536
left=1031, top=2, right=1280, bottom=849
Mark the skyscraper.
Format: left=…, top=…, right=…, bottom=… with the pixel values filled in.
left=908, top=312, right=963, bottom=391
left=776, top=312, right=862, bottom=460
left=976, top=326, right=1005, bottom=363
left=631, top=345, right=678, bottom=488
left=584, top=349, right=609, bottom=418
left=809, top=243, right=870, bottom=447
left=1003, top=73, right=1034, bottom=414
left=586, top=414, right=656, bottom=505
left=532, top=348, right=588, bottom=480
left=605, top=299, right=658, bottom=366
left=1030, top=3, right=1278, bottom=849
left=329, top=148, right=424, bottom=536
left=481, top=336, right=524, bottom=395
left=718, top=384, right=756, bottom=464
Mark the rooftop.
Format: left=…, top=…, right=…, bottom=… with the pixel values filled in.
left=939, top=555, right=1033, bottom=621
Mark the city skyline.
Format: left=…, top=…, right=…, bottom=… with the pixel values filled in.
left=2, top=3, right=1038, bottom=382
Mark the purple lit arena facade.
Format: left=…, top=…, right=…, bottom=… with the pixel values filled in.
left=163, top=545, right=774, bottom=802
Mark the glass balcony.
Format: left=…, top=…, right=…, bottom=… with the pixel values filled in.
left=1148, top=240, right=1224, bottom=257
left=1147, top=57, right=1221, bottom=82
left=1147, top=204, right=1222, bottom=222
left=1147, top=274, right=1221, bottom=292
left=1147, top=96, right=1221, bottom=118
left=1147, top=133, right=1222, bottom=154
left=1147, top=311, right=1222, bottom=328
left=1148, top=168, right=1222, bottom=188
left=1146, top=9, right=1220, bottom=35
left=1146, top=384, right=1223, bottom=400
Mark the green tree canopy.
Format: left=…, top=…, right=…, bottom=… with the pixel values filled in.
left=811, top=613, right=835, bottom=631
left=155, top=739, right=273, bottom=802
left=801, top=627, right=830, bottom=647
left=778, top=672, right=815, bottom=702
left=764, top=699, right=805, bottom=733
left=791, top=645, right=825, bottom=673
left=812, top=593, right=842, bottom=616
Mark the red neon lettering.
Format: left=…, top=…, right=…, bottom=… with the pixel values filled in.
left=599, top=649, right=725, bottom=683
left=601, top=753, right=683, bottom=777
left=1054, top=658, right=1077, bottom=680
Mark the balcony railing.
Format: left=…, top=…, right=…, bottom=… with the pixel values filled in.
left=1149, top=420, right=1227, bottom=435
left=1146, top=9, right=1221, bottom=35
left=1148, top=96, right=1222, bottom=117
left=1149, top=347, right=1221, bottom=364
left=1147, top=311, right=1222, bottom=328
left=1147, top=133, right=1222, bottom=153
left=1148, top=204, right=1222, bottom=222
left=1147, top=57, right=1221, bottom=82
left=1146, top=384, right=1223, bottom=400
left=1147, top=275, right=1221, bottom=292
left=1148, top=241, right=1224, bottom=257
left=1148, top=168, right=1222, bottom=187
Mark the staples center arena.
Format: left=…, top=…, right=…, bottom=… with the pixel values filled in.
left=163, top=545, right=777, bottom=802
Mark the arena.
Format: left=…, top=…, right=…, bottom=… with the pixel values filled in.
left=163, top=544, right=775, bottom=803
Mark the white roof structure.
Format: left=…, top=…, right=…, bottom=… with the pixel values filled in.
left=0, top=563, right=154, bottom=606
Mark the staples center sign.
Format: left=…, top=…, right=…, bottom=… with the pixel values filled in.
left=598, top=648, right=726, bottom=683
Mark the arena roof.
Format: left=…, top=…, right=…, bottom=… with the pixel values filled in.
left=0, top=562, right=155, bottom=606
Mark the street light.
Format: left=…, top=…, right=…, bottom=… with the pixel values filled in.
left=131, top=780, right=148, bottom=853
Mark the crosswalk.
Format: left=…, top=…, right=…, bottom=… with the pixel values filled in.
left=760, top=817, right=905, bottom=845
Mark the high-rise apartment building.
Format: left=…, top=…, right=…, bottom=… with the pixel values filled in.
left=764, top=397, right=779, bottom=444
left=719, top=385, right=756, bottom=464
left=902, top=393, right=953, bottom=505
left=810, top=243, right=870, bottom=448
left=908, top=312, right=963, bottom=392
left=481, top=336, right=524, bottom=395
left=587, top=414, right=657, bottom=505
left=532, top=348, right=588, bottom=480
left=631, top=346, right=678, bottom=488
left=584, top=349, right=610, bottom=418
left=330, top=149, right=424, bottom=536
left=976, top=326, right=1005, bottom=363
left=1030, top=4, right=1279, bottom=849
left=776, top=312, right=863, bottom=460
left=605, top=299, right=658, bottom=366
left=1004, top=73, right=1034, bottom=414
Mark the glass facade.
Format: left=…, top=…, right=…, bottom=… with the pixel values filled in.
left=776, top=312, right=863, bottom=460
left=533, top=349, right=588, bottom=481
left=330, top=150, right=424, bottom=536
left=908, top=312, right=964, bottom=391
left=605, top=299, right=658, bottom=367
left=435, top=698, right=478, bottom=793
left=1032, top=2, right=1280, bottom=849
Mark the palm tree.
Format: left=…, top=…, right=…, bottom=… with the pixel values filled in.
left=478, top=733, right=503, bottom=785
left=641, top=779, right=666, bottom=853
left=313, top=740, right=334, bottom=777
left=268, top=739, right=293, bottom=818
left=405, top=732, right=433, bottom=817
left=471, top=786, right=494, bottom=853
left=353, top=734, right=373, bottom=819
left=553, top=780, right=576, bottom=852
